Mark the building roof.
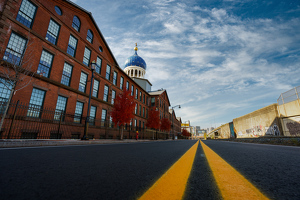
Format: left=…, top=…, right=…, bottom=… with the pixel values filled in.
left=148, top=89, right=166, bottom=96
left=149, top=89, right=171, bottom=107
left=132, top=77, right=152, bottom=86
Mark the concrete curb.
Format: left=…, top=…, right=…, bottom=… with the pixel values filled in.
left=0, top=139, right=169, bottom=148
left=215, top=137, right=300, bottom=146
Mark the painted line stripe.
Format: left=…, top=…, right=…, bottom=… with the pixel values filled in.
left=200, top=140, right=269, bottom=200
left=139, top=141, right=199, bottom=200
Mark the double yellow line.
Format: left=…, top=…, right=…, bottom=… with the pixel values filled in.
left=139, top=140, right=269, bottom=200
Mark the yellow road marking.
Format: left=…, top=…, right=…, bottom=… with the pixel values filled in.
left=139, top=141, right=199, bottom=200
left=200, top=140, right=269, bottom=200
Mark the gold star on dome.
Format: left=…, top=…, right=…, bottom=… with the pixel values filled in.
left=134, top=43, right=138, bottom=51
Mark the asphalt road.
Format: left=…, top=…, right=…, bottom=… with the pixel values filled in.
left=201, top=140, right=300, bottom=200
left=1, top=140, right=299, bottom=200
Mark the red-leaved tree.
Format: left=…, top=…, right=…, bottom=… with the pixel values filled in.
left=111, top=89, right=135, bottom=139
left=160, top=118, right=171, bottom=132
left=146, top=108, right=160, bottom=139
left=182, top=129, right=191, bottom=138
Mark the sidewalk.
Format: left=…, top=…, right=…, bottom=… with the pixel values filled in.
left=0, top=139, right=158, bottom=148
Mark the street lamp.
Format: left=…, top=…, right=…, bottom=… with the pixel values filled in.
left=82, top=60, right=97, bottom=140
left=171, top=105, right=181, bottom=139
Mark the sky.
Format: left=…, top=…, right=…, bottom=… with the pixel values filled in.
left=70, top=0, right=300, bottom=129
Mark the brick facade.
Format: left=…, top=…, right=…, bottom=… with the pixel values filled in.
left=0, top=0, right=181, bottom=139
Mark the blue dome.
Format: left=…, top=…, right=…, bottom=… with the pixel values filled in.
left=124, top=51, right=147, bottom=70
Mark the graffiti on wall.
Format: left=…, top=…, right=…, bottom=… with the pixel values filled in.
left=245, top=125, right=263, bottom=136
left=238, top=123, right=280, bottom=137
left=286, top=121, right=300, bottom=136
left=265, top=123, right=280, bottom=136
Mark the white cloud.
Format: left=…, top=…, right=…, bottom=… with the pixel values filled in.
left=72, top=0, right=300, bottom=128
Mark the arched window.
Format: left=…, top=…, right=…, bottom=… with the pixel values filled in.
left=55, top=6, right=62, bottom=16
left=87, top=29, right=93, bottom=43
left=72, top=16, right=80, bottom=31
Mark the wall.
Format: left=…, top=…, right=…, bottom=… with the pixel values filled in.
left=219, top=123, right=231, bottom=138
left=233, top=104, right=282, bottom=138
left=209, top=123, right=231, bottom=139
left=278, top=99, right=300, bottom=136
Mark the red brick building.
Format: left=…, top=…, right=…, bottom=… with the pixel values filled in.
left=0, top=0, right=181, bottom=139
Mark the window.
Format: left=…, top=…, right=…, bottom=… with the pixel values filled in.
left=83, top=47, right=91, bottom=66
left=37, top=50, right=53, bottom=78
left=106, top=65, right=111, bottom=80
left=143, top=94, right=145, bottom=104
left=140, top=92, right=142, bottom=101
left=120, top=77, right=124, bottom=89
left=54, top=95, right=67, bottom=120
left=135, top=88, right=138, bottom=99
left=99, top=46, right=103, bottom=52
left=0, top=78, right=12, bottom=102
left=72, top=16, right=80, bottom=31
left=3, top=32, right=27, bottom=65
left=90, top=106, right=96, bottom=126
left=113, top=71, right=117, bottom=85
left=67, top=35, right=77, bottom=57
left=54, top=6, right=62, bottom=15
left=151, top=97, right=155, bottom=106
left=79, top=72, right=87, bottom=93
left=101, top=109, right=107, bottom=126
left=103, top=85, right=109, bottom=102
left=96, top=57, right=102, bottom=74
left=61, top=62, right=73, bottom=86
left=146, top=109, right=148, bottom=118
left=16, top=0, right=37, bottom=28
left=135, top=103, right=137, bottom=114
left=139, top=105, right=141, bottom=116
left=0, top=79, right=12, bottom=113
left=126, top=81, right=129, bottom=91
left=111, top=90, right=116, bottom=104
left=74, top=101, right=84, bottom=123
left=87, top=29, right=93, bottom=43
left=46, top=19, right=60, bottom=45
left=92, top=79, right=99, bottom=98
left=27, top=88, right=45, bottom=118
left=131, top=85, right=134, bottom=96
left=143, top=107, right=145, bottom=117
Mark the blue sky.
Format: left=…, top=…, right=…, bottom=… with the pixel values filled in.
left=71, top=0, right=300, bottom=129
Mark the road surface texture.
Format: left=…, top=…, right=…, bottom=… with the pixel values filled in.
left=1, top=140, right=299, bottom=199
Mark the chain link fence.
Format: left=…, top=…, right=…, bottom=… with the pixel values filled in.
left=277, top=86, right=300, bottom=105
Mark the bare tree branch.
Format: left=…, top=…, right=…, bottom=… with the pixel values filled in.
left=0, top=30, right=36, bottom=131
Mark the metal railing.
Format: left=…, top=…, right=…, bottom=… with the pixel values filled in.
left=0, top=100, right=169, bottom=139
left=277, top=86, right=300, bottom=105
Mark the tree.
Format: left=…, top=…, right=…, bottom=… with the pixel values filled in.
left=146, top=108, right=160, bottom=139
left=111, top=89, right=135, bottom=140
left=160, top=118, right=171, bottom=132
left=0, top=32, right=34, bottom=131
left=182, top=129, right=191, bottom=138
